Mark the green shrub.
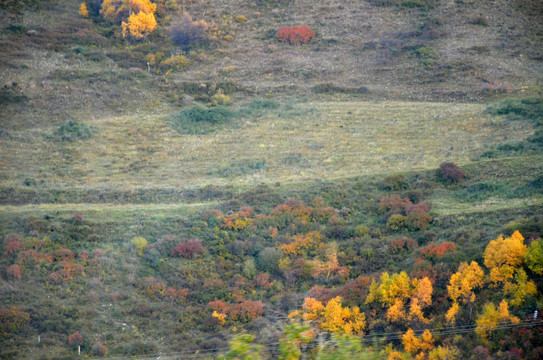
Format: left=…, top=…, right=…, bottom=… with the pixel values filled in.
left=51, top=121, right=95, bottom=142
left=486, top=97, right=543, bottom=124
left=243, top=98, right=280, bottom=116
left=456, top=181, right=504, bottom=201
left=0, top=83, right=27, bottom=105
left=168, top=104, right=234, bottom=134
left=382, top=174, right=408, bottom=191
left=257, top=247, right=282, bottom=274
left=386, top=214, right=407, bottom=231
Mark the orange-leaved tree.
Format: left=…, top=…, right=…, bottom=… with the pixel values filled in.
left=79, top=3, right=89, bottom=17
left=402, top=329, right=434, bottom=359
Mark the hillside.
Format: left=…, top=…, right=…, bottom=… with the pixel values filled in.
left=0, top=0, right=542, bottom=359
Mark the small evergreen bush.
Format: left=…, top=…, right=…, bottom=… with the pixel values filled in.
left=169, top=104, right=234, bottom=134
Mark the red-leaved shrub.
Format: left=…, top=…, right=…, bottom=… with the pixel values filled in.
left=276, top=25, right=315, bottom=45
left=67, top=331, right=83, bottom=346
left=379, top=194, right=413, bottom=214
left=390, top=237, right=417, bottom=253
left=439, top=162, right=465, bottom=184
left=171, top=239, right=204, bottom=258
left=420, top=242, right=456, bottom=259
left=4, top=241, right=21, bottom=256
left=7, top=264, right=22, bottom=280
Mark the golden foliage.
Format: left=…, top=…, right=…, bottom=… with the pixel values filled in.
left=445, top=302, right=459, bottom=325
left=503, top=269, right=537, bottom=307
left=279, top=231, right=323, bottom=256
left=484, top=231, right=527, bottom=285
left=409, top=298, right=430, bottom=324
left=413, top=277, right=433, bottom=307
left=297, top=296, right=366, bottom=335
left=101, top=0, right=157, bottom=22
left=122, top=11, right=157, bottom=39
left=79, top=3, right=89, bottom=17
left=367, top=272, right=433, bottom=324
left=212, top=310, right=226, bottom=325
left=402, top=329, right=434, bottom=358
left=131, top=236, right=147, bottom=256
left=302, top=297, right=324, bottom=321
left=447, top=261, right=484, bottom=304
left=386, top=298, right=406, bottom=323
left=475, top=300, right=520, bottom=339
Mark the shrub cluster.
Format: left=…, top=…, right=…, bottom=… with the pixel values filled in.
left=51, top=120, right=95, bottom=142
left=276, top=25, right=315, bottom=45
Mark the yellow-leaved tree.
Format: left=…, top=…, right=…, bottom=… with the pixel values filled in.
left=292, top=296, right=366, bottom=335
left=445, top=261, right=484, bottom=324
left=483, top=230, right=536, bottom=307
left=122, top=11, right=157, bottom=39
left=366, top=272, right=433, bottom=324
left=475, top=300, right=520, bottom=340
left=79, top=3, right=89, bottom=17
left=402, top=329, right=434, bottom=359
left=484, top=230, right=527, bottom=285
left=100, top=0, right=157, bottom=39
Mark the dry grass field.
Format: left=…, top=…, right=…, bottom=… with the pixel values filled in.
left=0, top=100, right=534, bottom=188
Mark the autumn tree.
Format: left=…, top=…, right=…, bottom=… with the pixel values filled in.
left=484, top=231, right=527, bottom=285
left=293, top=296, right=366, bottom=335
left=475, top=300, right=520, bottom=339
left=502, top=268, right=537, bottom=307
left=100, top=0, right=157, bottom=39
left=525, top=238, right=543, bottom=275
left=79, top=3, right=89, bottom=17
left=366, top=272, right=433, bottom=324
left=402, top=329, right=434, bottom=359
left=446, top=261, right=484, bottom=324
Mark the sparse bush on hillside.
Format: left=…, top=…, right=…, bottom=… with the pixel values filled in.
left=276, top=25, right=315, bottom=45
left=382, top=174, right=408, bottom=191
left=439, top=162, right=465, bottom=185
left=169, top=12, right=209, bottom=49
left=131, top=236, right=148, bottom=256
left=168, top=103, right=234, bottom=134
left=51, top=120, right=95, bottom=142
left=0, top=83, right=27, bottom=105
left=159, top=54, right=190, bottom=72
